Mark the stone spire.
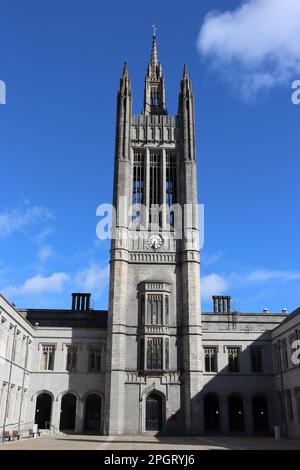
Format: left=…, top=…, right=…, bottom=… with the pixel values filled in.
left=180, top=63, right=193, bottom=96
left=150, top=28, right=159, bottom=77
left=115, top=61, right=132, bottom=164
left=177, top=63, right=195, bottom=161
left=119, top=61, right=131, bottom=95
left=143, top=29, right=167, bottom=115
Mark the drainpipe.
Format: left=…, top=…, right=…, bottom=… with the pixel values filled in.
left=17, top=335, right=30, bottom=431
left=277, top=339, right=288, bottom=439
left=2, top=324, right=17, bottom=442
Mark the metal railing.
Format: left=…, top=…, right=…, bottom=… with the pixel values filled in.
left=1, top=421, right=35, bottom=443
left=45, top=421, right=58, bottom=434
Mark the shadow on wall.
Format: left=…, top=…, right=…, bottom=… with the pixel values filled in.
left=143, top=332, right=283, bottom=437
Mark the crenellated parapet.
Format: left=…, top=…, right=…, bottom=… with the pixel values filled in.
left=131, top=114, right=176, bottom=144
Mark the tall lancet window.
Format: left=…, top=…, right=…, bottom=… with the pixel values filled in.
left=151, top=88, right=158, bottom=106
left=166, top=153, right=177, bottom=226
left=132, top=152, right=145, bottom=222
left=149, top=153, right=161, bottom=225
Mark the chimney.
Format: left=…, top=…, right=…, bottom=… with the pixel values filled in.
left=72, top=293, right=91, bottom=311
left=212, top=295, right=231, bottom=313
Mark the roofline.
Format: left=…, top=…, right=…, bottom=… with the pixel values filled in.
left=202, top=312, right=287, bottom=317
left=0, top=293, right=35, bottom=332
left=18, top=308, right=107, bottom=314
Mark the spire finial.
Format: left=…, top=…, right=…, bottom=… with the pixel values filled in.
left=119, top=61, right=130, bottom=94
left=183, top=63, right=189, bottom=79
left=150, top=25, right=158, bottom=72
left=122, top=60, right=128, bottom=78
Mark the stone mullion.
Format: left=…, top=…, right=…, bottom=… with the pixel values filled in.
left=161, top=148, right=167, bottom=230
left=145, top=148, right=150, bottom=231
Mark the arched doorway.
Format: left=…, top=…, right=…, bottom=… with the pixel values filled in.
left=60, top=394, right=77, bottom=431
left=35, top=393, right=52, bottom=429
left=252, top=395, right=269, bottom=434
left=204, top=394, right=220, bottom=432
left=228, top=395, right=244, bottom=432
left=84, top=394, right=102, bottom=432
left=146, top=393, right=162, bottom=431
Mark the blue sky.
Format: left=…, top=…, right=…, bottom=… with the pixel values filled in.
left=0, top=0, right=299, bottom=313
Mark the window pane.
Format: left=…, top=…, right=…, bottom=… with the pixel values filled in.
left=48, top=351, right=54, bottom=370
left=205, top=354, right=210, bottom=372
left=147, top=338, right=163, bottom=370
left=228, top=348, right=240, bottom=373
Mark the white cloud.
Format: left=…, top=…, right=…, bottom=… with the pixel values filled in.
left=74, top=263, right=109, bottom=300
left=0, top=261, right=109, bottom=306
left=3, top=272, right=69, bottom=297
left=0, top=205, right=54, bottom=237
left=201, top=273, right=228, bottom=300
left=36, top=228, right=56, bottom=242
left=37, top=245, right=55, bottom=262
left=201, top=267, right=300, bottom=301
left=202, top=251, right=224, bottom=267
left=245, top=268, right=300, bottom=283
left=197, top=0, right=300, bottom=97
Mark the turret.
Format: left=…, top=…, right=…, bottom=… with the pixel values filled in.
left=115, top=61, right=132, bottom=162
left=177, top=63, right=196, bottom=161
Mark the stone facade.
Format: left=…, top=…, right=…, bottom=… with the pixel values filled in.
left=0, top=34, right=299, bottom=440
left=271, top=308, right=300, bottom=439
left=1, top=292, right=299, bottom=438
left=0, top=295, right=34, bottom=435
left=0, top=293, right=107, bottom=436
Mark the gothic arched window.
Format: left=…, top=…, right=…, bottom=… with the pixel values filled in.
left=166, top=153, right=177, bottom=227
left=132, top=152, right=145, bottom=223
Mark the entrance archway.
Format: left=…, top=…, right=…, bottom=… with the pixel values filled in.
left=228, top=395, right=244, bottom=432
left=204, top=394, right=220, bottom=432
left=35, top=393, right=52, bottom=429
left=84, top=394, right=102, bottom=432
left=252, top=395, right=269, bottom=434
left=146, top=393, right=162, bottom=431
left=59, top=393, right=77, bottom=431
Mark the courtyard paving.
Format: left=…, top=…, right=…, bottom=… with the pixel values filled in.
left=0, top=434, right=299, bottom=450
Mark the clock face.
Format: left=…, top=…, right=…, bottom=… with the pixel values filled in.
left=147, top=234, right=163, bottom=250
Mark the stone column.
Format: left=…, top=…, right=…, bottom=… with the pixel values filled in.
left=244, top=397, right=252, bottom=434
left=51, top=398, right=61, bottom=432
left=145, top=147, right=150, bottom=231
left=75, top=399, right=84, bottom=433
left=220, top=397, right=229, bottom=434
